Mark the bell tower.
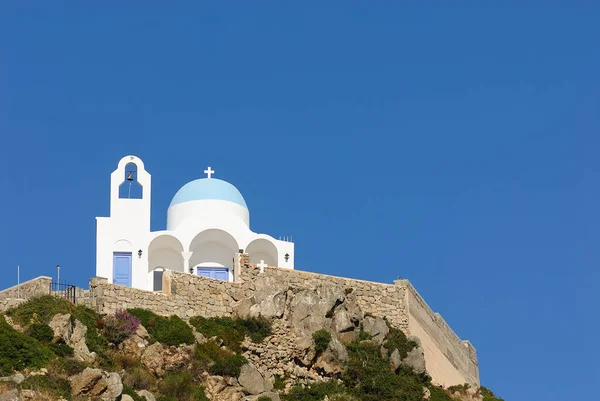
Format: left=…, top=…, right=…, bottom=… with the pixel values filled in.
left=96, top=155, right=151, bottom=288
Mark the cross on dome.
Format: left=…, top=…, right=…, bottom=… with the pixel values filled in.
left=204, top=166, right=215, bottom=179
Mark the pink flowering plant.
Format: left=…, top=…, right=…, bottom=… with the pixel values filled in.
left=102, top=309, right=141, bottom=344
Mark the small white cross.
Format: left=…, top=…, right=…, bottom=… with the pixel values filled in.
left=204, top=166, right=215, bottom=178
left=257, top=260, right=267, bottom=273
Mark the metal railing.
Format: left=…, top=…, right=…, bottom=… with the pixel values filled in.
left=49, top=281, right=76, bottom=304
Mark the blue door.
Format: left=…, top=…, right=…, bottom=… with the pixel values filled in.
left=113, top=252, right=132, bottom=286
left=197, top=267, right=229, bottom=281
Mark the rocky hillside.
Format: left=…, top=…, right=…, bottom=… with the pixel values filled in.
left=0, top=293, right=504, bottom=401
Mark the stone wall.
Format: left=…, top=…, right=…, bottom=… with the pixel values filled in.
left=89, top=273, right=238, bottom=319
left=2, top=256, right=478, bottom=387
left=0, top=276, right=52, bottom=313
left=238, top=263, right=410, bottom=331
left=405, top=282, right=479, bottom=386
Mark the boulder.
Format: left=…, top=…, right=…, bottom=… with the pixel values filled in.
left=141, top=343, right=192, bottom=377
left=69, top=367, right=123, bottom=401
left=136, top=389, right=157, bottom=401
left=295, top=334, right=316, bottom=366
left=233, top=297, right=255, bottom=319
left=141, top=343, right=165, bottom=376
left=49, top=313, right=73, bottom=342
left=423, top=387, right=431, bottom=400
left=0, top=390, right=19, bottom=401
left=206, top=375, right=227, bottom=394
left=314, top=338, right=348, bottom=375
left=259, top=292, right=287, bottom=319
left=20, top=390, right=41, bottom=401
left=238, top=364, right=273, bottom=395
left=390, top=348, right=402, bottom=372
left=288, top=287, right=343, bottom=334
left=331, top=308, right=354, bottom=333
left=121, top=395, right=134, bottom=401
left=71, top=319, right=96, bottom=363
left=362, top=316, right=389, bottom=344
left=119, top=325, right=149, bottom=358
left=49, top=314, right=95, bottom=363
left=401, top=346, right=426, bottom=375
left=0, top=373, right=25, bottom=385
left=193, top=328, right=207, bottom=345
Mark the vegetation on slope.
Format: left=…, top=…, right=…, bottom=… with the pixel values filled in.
left=128, top=308, right=195, bottom=346
left=0, top=316, right=54, bottom=375
left=2, top=296, right=503, bottom=401
left=189, top=315, right=271, bottom=352
left=6, top=295, right=109, bottom=359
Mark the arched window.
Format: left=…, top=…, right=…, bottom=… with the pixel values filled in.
left=118, top=163, right=143, bottom=199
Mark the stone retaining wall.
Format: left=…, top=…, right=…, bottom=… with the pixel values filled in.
left=405, top=282, right=479, bottom=386
left=1, top=255, right=479, bottom=387
left=0, top=276, right=52, bottom=313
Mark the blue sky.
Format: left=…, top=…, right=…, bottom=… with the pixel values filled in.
left=1, top=3, right=598, bottom=399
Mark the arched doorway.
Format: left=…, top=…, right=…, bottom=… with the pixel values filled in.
left=247, top=238, right=278, bottom=267
left=189, top=229, right=239, bottom=281
left=148, top=235, right=184, bottom=290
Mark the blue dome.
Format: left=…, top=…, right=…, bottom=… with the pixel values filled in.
left=169, top=178, right=248, bottom=209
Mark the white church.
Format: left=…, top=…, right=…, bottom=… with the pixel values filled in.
left=95, top=155, right=295, bottom=291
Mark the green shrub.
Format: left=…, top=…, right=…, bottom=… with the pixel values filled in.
left=47, top=357, right=87, bottom=376
left=312, top=329, right=332, bottom=355
left=128, top=309, right=195, bottom=346
left=24, top=322, right=74, bottom=357
left=383, top=327, right=417, bottom=359
left=47, top=342, right=74, bottom=357
left=258, top=397, right=273, bottom=401
left=6, top=296, right=73, bottom=325
left=208, top=354, right=247, bottom=377
left=0, top=316, right=54, bottom=375
left=123, top=365, right=156, bottom=390
left=284, top=381, right=350, bottom=401
left=123, top=384, right=146, bottom=401
left=19, top=374, right=70, bottom=400
left=481, top=386, right=504, bottom=401
left=189, top=316, right=271, bottom=352
left=428, top=385, right=455, bottom=401
left=357, top=329, right=371, bottom=342
left=25, top=323, right=54, bottom=342
left=237, top=316, right=272, bottom=343
left=158, top=371, right=209, bottom=401
left=273, top=373, right=287, bottom=390
left=342, top=341, right=424, bottom=401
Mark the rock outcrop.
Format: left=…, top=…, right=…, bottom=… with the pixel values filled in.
left=238, top=363, right=273, bottom=395
left=48, top=313, right=95, bottom=363
left=68, top=368, right=123, bottom=401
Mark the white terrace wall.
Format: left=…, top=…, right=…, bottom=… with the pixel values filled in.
left=86, top=255, right=478, bottom=387
left=0, top=276, right=52, bottom=313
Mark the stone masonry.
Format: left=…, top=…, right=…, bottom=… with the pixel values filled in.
left=1, top=255, right=479, bottom=387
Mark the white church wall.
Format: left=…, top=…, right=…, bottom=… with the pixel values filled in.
left=167, top=199, right=250, bottom=231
